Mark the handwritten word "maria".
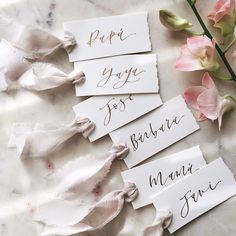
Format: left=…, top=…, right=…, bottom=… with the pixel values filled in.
left=87, top=28, right=136, bottom=48
left=179, top=180, right=222, bottom=218
left=99, top=94, right=133, bottom=126
left=97, top=67, right=146, bottom=89
left=149, top=163, right=197, bottom=188
left=130, top=115, right=185, bottom=151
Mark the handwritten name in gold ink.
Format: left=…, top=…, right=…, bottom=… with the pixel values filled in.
left=87, top=28, right=136, bottom=48
left=99, top=94, right=133, bottom=126
left=149, top=163, right=199, bottom=188
left=97, top=67, right=146, bottom=89
left=179, top=180, right=222, bottom=218
left=130, top=115, right=185, bottom=151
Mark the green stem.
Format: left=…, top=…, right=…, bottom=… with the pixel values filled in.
left=184, top=28, right=205, bottom=36
left=187, top=0, right=236, bottom=82
left=223, top=37, right=236, bottom=54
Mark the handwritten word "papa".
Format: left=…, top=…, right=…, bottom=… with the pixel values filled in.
left=87, top=28, right=136, bottom=48
left=130, top=115, right=185, bottom=151
left=99, top=94, right=133, bottom=126
left=149, top=163, right=197, bottom=188
left=97, top=67, right=146, bottom=89
left=179, top=180, right=222, bottom=218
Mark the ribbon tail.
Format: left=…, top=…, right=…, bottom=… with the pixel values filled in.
left=143, top=209, right=172, bottom=236
left=36, top=183, right=138, bottom=236
left=8, top=117, right=95, bottom=159
left=18, top=63, right=85, bottom=91
left=55, top=144, right=129, bottom=199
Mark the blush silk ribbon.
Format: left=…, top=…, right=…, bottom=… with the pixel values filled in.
left=8, top=117, right=95, bottom=159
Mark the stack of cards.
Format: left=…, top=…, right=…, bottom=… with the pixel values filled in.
left=64, top=12, right=200, bottom=154
left=63, top=12, right=236, bottom=233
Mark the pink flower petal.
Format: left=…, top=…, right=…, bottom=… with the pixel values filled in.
left=197, top=89, right=220, bottom=120
left=197, top=111, right=208, bottom=121
left=184, top=86, right=206, bottom=109
left=202, top=72, right=217, bottom=90
left=175, top=45, right=203, bottom=71
left=187, top=36, right=212, bottom=57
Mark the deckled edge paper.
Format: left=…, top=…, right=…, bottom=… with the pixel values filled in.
left=74, top=54, right=159, bottom=96
left=152, top=158, right=236, bottom=233
left=121, top=146, right=206, bottom=209
left=110, top=95, right=200, bottom=168
left=63, top=12, right=151, bottom=62
left=73, top=94, right=162, bottom=142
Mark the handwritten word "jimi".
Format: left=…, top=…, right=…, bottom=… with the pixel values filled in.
left=179, top=180, right=222, bottom=218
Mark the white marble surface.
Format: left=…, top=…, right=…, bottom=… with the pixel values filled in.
left=0, top=0, right=236, bottom=236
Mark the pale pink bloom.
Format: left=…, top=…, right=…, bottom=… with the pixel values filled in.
left=184, top=72, right=235, bottom=130
left=175, top=36, right=219, bottom=72
left=208, top=0, right=236, bottom=37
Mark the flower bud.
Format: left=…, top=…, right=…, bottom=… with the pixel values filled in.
left=159, top=10, right=192, bottom=31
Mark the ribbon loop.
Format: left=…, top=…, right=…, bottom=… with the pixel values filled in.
left=109, top=143, right=129, bottom=160
left=71, top=117, right=95, bottom=138
left=68, top=69, right=86, bottom=85
left=122, top=182, right=138, bottom=202
left=62, top=31, right=77, bottom=53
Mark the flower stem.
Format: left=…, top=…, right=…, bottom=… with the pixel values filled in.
left=186, top=0, right=236, bottom=82
left=223, top=37, right=236, bottom=54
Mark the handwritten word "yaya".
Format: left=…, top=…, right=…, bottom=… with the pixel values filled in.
left=87, top=28, right=136, bottom=48
left=97, top=67, right=146, bottom=89
left=99, top=94, right=133, bottom=126
left=130, top=115, right=185, bottom=151
left=149, top=163, right=197, bottom=188
left=179, top=180, right=222, bottom=218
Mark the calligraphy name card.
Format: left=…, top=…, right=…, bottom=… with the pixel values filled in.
left=110, top=95, right=200, bottom=168
left=152, top=158, right=236, bottom=233
left=63, top=12, right=151, bottom=62
left=74, top=54, right=159, bottom=96
left=121, top=146, right=206, bottom=209
left=73, top=94, right=162, bottom=142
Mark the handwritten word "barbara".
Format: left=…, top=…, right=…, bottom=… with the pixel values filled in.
left=179, top=180, right=222, bottom=218
left=149, top=163, right=197, bottom=188
left=97, top=67, right=146, bottom=89
left=130, top=115, right=185, bottom=151
left=87, top=28, right=136, bottom=48
left=99, top=94, right=133, bottom=126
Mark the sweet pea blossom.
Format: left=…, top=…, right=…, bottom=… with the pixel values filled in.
left=175, top=35, right=220, bottom=72
left=208, top=0, right=236, bottom=37
left=184, top=72, right=235, bottom=130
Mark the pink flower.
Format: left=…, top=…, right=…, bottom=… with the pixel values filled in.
left=184, top=72, right=235, bottom=130
left=208, top=0, right=236, bottom=37
left=175, top=36, right=220, bottom=72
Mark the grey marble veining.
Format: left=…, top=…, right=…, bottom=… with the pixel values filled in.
left=0, top=0, right=236, bottom=236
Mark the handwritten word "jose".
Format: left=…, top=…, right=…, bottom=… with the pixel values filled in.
left=149, top=163, right=197, bottom=188
left=130, top=115, right=185, bottom=151
left=99, top=94, right=133, bottom=126
left=87, top=28, right=136, bottom=48
left=179, top=180, right=222, bottom=218
left=97, top=67, right=146, bottom=89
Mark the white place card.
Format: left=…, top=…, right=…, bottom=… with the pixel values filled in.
left=63, top=12, right=151, bottom=62
left=75, top=54, right=159, bottom=96
left=121, top=146, right=206, bottom=209
left=153, top=158, right=236, bottom=233
left=110, top=95, right=200, bottom=168
left=73, top=94, right=162, bottom=142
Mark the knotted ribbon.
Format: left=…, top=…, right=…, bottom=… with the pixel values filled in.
left=35, top=182, right=138, bottom=236
left=143, top=209, right=172, bottom=236
left=55, top=143, right=129, bottom=199
left=0, top=39, right=85, bottom=92
left=0, top=16, right=76, bottom=60
left=8, top=117, right=95, bottom=159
